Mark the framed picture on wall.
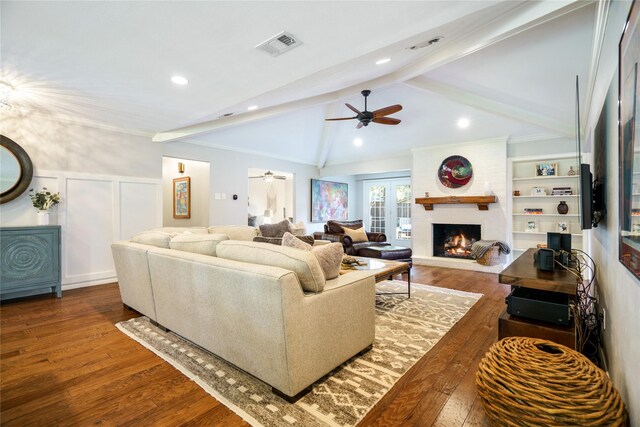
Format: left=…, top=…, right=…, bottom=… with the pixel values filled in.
left=525, top=220, right=538, bottom=233
left=310, top=179, right=348, bottom=222
left=534, top=162, right=557, bottom=177
left=173, top=176, right=191, bottom=219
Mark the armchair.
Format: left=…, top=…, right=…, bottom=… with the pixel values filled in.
left=313, top=219, right=388, bottom=255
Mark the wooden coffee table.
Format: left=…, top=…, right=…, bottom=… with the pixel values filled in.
left=342, top=256, right=411, bottom=298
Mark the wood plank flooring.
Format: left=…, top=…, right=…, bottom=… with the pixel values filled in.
left=1, top=266, right=510, bottom=426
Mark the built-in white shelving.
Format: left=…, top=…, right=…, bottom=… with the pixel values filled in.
left=510, top=154, right=584, bottom=253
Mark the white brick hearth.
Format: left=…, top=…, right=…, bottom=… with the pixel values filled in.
left=411, top=137, right=510, bottom=273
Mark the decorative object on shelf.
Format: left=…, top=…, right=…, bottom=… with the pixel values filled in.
left=531, top=187, right=546, bottom=196
left=534, top=162, right=557, bottom=176
left=567, top=165, right=576, bottom=176
left=526, top=220, right=537, bottom=232
left=557, top=201, right=569, bottom=215
left=513, top=190, right=520, bottom=197
left=310, top=179, right=348, bottom=222
left=633, top=224, right=640, bottom=234
left=558, top=222, right=568, bottom=232
left=1, top=135, right=34, bottom=204
left=438, top=155, right=473, bottom=188
left=483, top=181, right=494, bottom=196
left=552, top=186, right=573, bottom=195
left=28, top=187, right=60, bottom=226
left=424, top=191, right=429, bottom=197
left=173, top=176, right=191, bottom=219
left=523, top=208, right=543, bottom=214
left=476, top=337, right=628, bottom=427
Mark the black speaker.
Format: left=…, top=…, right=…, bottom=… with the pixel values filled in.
left=535, top=248, right=555, bottom=272
left=547, top=232, right=561, bottom=251
left=560, top=233, right=571, bottom=252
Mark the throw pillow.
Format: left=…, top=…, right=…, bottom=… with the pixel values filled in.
left=259, top=219, right=290, bottom=238
left=281, top=232, right=312, bottom=251
left=312, top=242, right=343, bottom=280
left=343, top=226, right=369, bottom=243
left=289, top=221, right=306, bottom=236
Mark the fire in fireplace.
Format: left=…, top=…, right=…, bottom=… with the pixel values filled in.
left=433, top=224, right=481, bottom=259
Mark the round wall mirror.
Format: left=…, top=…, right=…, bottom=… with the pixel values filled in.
left=0, top=135, right=33, bottom=204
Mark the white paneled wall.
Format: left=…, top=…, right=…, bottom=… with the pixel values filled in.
left=0, top=169, right=162, bottom=290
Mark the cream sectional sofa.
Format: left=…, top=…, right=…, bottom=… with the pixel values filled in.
left=111, top=226, right=376, bottom=400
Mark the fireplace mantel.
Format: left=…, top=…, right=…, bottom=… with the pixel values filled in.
left=415, top=195, right=497, bottom=211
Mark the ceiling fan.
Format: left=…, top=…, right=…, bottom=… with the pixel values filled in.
left=249, top=170, right=286, bottom=183
left=325, top=90, right=402, bottom=129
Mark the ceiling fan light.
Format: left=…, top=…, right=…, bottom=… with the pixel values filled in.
left=354, top=138, right=363, bottom=147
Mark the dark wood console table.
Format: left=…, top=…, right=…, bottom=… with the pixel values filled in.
left=498, top=248, right=577, bottom=349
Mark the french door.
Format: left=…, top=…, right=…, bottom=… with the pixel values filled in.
left=363, top=179, right=411, bottom=247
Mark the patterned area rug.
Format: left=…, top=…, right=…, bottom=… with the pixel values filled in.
left=116, top=281, right=482, bottom=427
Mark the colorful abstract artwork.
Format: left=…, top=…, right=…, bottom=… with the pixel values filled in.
left=311, top=179, right=348, bottom=222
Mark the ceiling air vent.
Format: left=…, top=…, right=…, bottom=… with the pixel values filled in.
left=255, top=31, right=302, bottom=57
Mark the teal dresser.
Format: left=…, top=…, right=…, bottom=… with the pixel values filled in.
left=0, top=226, right=61, bottom=300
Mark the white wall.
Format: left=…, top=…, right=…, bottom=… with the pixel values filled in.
left=162, top=157, right=210, bottom=227
left=0, top=115, right=163, bottom=289
left=411, top=137, right=509, bottom=271
left=163, top=141, right=324, bottom=233
left=585, top=1, right=639, bottom=421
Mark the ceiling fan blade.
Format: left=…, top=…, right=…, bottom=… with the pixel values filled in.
left=372, top=104, right=402, bottom=118
left=275, top=176, right=287, bottom=180
left=356, top=121, right=364, bottom=129
left=372, top=117, right=401, bottom=125
left=249, top=176, right=263, bottom=179
left=345, top=103, right=362, bottom=115
left=325, top=117, right=357, bottom=121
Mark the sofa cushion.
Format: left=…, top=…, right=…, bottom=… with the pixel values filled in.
left=289, top=221, right=306, bottom=236
left=208, top=226, right=258, bottom=241
left=150, top=227, right=209, bottom=235
left=259, top=220, right=291, bottom=238
left=343, top=226, right=369, bottom=243
left=169, top=233, right=229, bottom=256
left=311, top=242, right=343, bottom=280
left=326, top=219, right=364, bottom=234
left=281, top=232, right=312, bottom=250
left=216, top=240, right=326, bottom=292
left=131, top=231, right=173, bottom=248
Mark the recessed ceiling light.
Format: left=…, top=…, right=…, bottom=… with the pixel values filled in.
left=171, top=76, right=189, bottom=85
left=247, top=105, right=259, bottom=111
left=457, top=117, right=470, bottom=129
left=354, top=138, right=363, bottom=147
left=376, top=58, right=391, bottom=65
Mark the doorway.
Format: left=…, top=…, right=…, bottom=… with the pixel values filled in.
left=363, top=178, right=411, bottom=247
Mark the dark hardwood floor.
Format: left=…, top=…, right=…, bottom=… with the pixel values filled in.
left=1, top=266, right=510, bottom=426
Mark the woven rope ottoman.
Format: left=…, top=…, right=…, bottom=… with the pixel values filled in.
left=476, top=337, right=627, bottom=426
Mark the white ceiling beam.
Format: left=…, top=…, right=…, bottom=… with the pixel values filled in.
left=403, top=76, right=574, bottom=138
left=315, top=104, right=341, bottom=169
left=152, top=92, right=339, bottom=143
left=153, top=0, right=592, bottom=143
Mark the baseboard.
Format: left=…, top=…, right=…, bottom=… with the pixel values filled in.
left=62, top=277, right=117, bottom=291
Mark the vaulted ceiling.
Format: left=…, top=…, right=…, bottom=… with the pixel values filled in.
left=1, top=1, right=598, bottom=168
